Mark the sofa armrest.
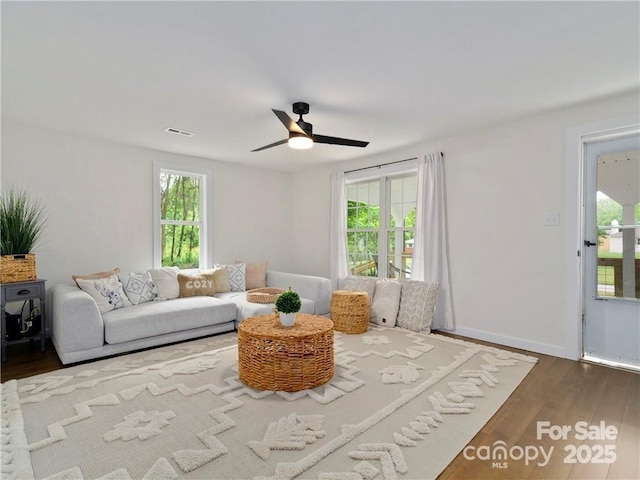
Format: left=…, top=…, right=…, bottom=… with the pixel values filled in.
left=266, top=271, right=331, bottom=315
left=51, top=283, right=105, bottom=356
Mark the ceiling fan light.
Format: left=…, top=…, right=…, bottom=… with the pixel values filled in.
left=288, top=135, right=313, bottom=150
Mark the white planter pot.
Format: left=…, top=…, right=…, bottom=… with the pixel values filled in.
left=279, top=312, right=296, bottom=327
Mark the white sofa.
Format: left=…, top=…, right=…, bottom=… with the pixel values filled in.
left=50, top=270, right=331, bottom=365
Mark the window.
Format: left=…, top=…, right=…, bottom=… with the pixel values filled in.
left=153, top=163, right=211, bottom=269
left=346, top=173, right=417, bottom=279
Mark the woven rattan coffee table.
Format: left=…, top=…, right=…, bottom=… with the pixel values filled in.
left=237, top=313, right=334, bottom=392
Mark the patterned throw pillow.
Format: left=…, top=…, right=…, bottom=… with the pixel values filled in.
left=396, top=281, right=440, bottom=333
left=226, top=262, right=246, bottom=292
left=342, top=276, right=377, bottom=304
left=75, top=274, right=132, bottom=314
left=177, top=271, right=216, bottom=297
left=117, top=271, right=157, bottom=305
left=370, top=280, right=401, bottom=327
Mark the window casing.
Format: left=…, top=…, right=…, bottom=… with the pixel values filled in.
left=346, top=173, right=417, bottom=279
left=153, top=163, right=211, bottom=269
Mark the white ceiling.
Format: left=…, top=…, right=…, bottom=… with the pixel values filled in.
left=2, top=1, right=639, bottom=172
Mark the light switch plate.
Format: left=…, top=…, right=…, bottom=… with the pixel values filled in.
left=544, top=212, right=560, bottom=226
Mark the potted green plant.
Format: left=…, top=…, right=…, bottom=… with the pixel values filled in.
left=0, top=187, right=48, bottom=283
left=275, top=288, right=302, bottom=327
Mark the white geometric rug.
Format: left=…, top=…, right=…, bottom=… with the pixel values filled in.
left=1, top=325, right=537, bottom=480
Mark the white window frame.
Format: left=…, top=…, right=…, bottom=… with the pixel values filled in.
left=153, top=161, right=213, bottom=269
left=346, top=161, right=417, bottom=279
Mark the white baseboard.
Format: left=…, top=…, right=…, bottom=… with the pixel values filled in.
left=443, top=326, right=578, bottom=360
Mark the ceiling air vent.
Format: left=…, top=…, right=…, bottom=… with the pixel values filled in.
left=164, top=127, right=194, bottom=137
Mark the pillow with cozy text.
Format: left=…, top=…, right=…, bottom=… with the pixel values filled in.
left=177, top=271, right=216, bottom=297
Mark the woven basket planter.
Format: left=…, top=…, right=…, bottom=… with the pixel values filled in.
left=330, top=290, right=370, bottom=334
left=246, top=287, right=285, bottom=304
left=1, top=254, right=37, bottom=284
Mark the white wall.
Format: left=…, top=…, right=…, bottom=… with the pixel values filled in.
left=2, top=91, right=638, bottom=359
left=0, top=122, right=293, bottom=286
left=291, top=91, right=640, bottom=359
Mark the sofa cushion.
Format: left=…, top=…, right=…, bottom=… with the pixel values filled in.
left=227, top=263, right=246, bottom=291
left=207, top=266, right=231, bottom=293
left=343, top=276, right=377, bottom=304
left=117, top=271, right=157, bottom=305
left=178, top=270, right=216, bottom=297
left=244, top=261, right=268, bottom=290
left=75, top=274, right=132, bottom=314
left=396, top=281, right=440, bottom=333
left=72, top=267, right=120, bottom=283
left=148, top=267, right=180, bottom=300
left=370, top=280, right=401, bottom=327
left=102, top=296, right=236, bottom=344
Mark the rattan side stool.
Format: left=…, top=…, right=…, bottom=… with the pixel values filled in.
left=330, top=290, right=370, bottom=334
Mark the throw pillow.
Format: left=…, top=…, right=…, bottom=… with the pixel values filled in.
left=177, top=271, right=216, bottom=297
left=370, top=280, right=401, bottom=327
left=397, top=281, right=440, bottom=333
left=243, top=261, right=268, bottom=290
left=148, top=267, right=180, bottom=300
left=227, top=262, right=246, bottom=292
left=72, top=267, right=120, bottom=284
left=117, top=271, right=157, bottom=305
left=210, top=266, right=231, bottom=293
left=343, top=276, right=377, bottom=304
left=75, top=274, right=132, bottom=314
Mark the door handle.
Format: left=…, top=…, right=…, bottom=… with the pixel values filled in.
left=584, top=240, right=597, bottom=247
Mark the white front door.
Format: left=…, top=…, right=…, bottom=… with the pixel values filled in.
left=583, top=133, right=640, bottom=370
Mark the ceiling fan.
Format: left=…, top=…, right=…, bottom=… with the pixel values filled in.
left=251, top=102, right=369, bottom=152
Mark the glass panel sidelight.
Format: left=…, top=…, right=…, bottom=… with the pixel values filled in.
left=347, top=180, right=380, bottom=277
left=595, top=151, right=640, bottom=301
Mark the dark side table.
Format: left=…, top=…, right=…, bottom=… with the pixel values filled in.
left=1, top=279, right=47, bottom=362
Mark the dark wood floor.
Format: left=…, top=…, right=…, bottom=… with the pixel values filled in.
left=1, top=335, right=638, bottom=480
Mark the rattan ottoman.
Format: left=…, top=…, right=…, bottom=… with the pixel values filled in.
left=330, top=290, right=370, bottom=334
left=237, top=313, right=334, bottom=392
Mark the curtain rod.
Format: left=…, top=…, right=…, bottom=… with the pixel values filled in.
left=344, top=152, right=443, bottom=174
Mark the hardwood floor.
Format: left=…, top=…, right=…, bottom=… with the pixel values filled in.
left=1, top=334, right=638, bottom=480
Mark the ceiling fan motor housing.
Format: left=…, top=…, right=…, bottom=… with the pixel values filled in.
left=292, top=102, right=310, bottom=115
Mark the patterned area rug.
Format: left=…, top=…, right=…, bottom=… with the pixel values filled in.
left=1, top=326, right=537, bottom=480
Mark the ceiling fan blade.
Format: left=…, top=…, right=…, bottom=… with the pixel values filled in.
left=273, top=109, right=307, bottom=135
left=251, top=138, right=288, bottom=152
left=312, top=134, right=369, bottom=148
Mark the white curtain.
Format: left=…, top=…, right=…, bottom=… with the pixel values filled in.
left=411, top=152, right=454, bottom=330
left=329, top=171, right=350, bottom=290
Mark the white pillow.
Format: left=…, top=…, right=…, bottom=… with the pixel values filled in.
left=342, top=276, right=377, bottom=304
left=397, top=281, right=440, bottom=333
left=117, top=271, right=157, bottom=305
left=148, top=267, right=180, bottom=300
left=226, top=262, right=246, bottom=292
left=370, top=280, right=401, bottom=327
left=76, top=274, right=132, bottom=314
left=208, top=266, right=231, bottom=293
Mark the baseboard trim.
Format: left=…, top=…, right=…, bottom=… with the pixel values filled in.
left=443, top=326, right=576, bottom=360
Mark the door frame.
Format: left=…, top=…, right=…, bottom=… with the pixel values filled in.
left=565, top=115, right=640, bottom=361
